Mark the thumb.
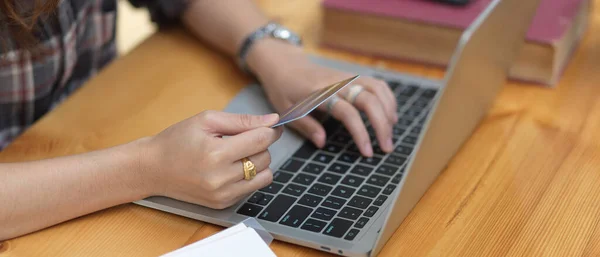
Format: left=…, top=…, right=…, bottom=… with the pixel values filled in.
left=289, top=116, right=327, bottom=148
left=202, top=111, right=279, bottom=135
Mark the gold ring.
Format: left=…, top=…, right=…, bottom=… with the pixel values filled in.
left=241, top=157, right=257, bottom=180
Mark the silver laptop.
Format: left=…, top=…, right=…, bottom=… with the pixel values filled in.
left=136, top=0, right=541, bottom=256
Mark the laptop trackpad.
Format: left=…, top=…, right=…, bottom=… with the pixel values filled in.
left=223, top=84, right=305, bottom=169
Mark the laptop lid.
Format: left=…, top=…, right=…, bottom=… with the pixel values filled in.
left=370, top=0, right=542, bottom=255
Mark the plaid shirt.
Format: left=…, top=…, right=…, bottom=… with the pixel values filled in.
left=0, top=0, right=186, bottom=149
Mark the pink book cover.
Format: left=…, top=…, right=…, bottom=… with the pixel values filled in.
left=322, top=0, right=586, bottom=44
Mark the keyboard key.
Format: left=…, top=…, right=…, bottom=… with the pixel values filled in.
left=411, top=126, right=422, bottom=134
left=400, top=85, right=418, bottom=97
left=313, top=153, right=334, bottom=164
left=293, top=143, right=317, bottom=159
left=348, top=195, right=372, bottom=209
left=346, top=144, right=360, bottom=153
left=367, top=175, right=390, bottom=187
left=318, top=173, right=342, bottom=185
left=312, top=207, right=337, bottom=221
left=283, top=184, right=307, bottom=196
left=351, top=165, right=373, bottom=177
left=392, top=173, right=403, bottom=184
left=364, top=206, right=379, bottom=217
left=322, top=196, right=346, bottom=210
left=357, top=185, right=381, bottom=198
left=338, top=152, right=359, bottom=164
left=371, top=142, right=387, bottom=156
left=376, top=165, right=398, bottom=176
left=341, top=175, right=365, bottom=188
left=323, top=118, right=341, bottom=135
left=360, top=156, right=382, bottom=166
left=345, top=229, right=360, bottom=241
left=308, top=183, right=333, bottom=196
left=303, top=163, right=325, bottom=175
left=355, top=217, right=369, bottom=228
left=385, top=155, right=407, bottom=167
left=237, top=203, right=263, bottom=217
left=298, top=194, right=323, bottom=207
left=374, top=195, right=388, bottom=206
left=397, top=96, right=410, bottom=106
left=273, top=172, right=293, bottom=183
left=395, top=145, right=413, bottom=155
left=281, top=159, right=304, bottom=173
left=332, top=185, right=356, bottom=198
left=293, top=173, right=317, bottom=186
left=258, top=194, right=274, bottom=205
left=280, top=205, right=313, bottom=228
left=328, top=162, right=351, bottom=174
left=404, top=109, right=422, bottom=118
left=422, top=89, right=437, bottom=99
left=258, top=195, right=296, bottom=222
left=402, top=135, right=418, bottom=145
left=412, top=99, right=430, bottom=108
left=387, top=81, right=401, bottom=91
left=396, top=118, right=413, bottom=128
left=248, top=192, right=263, bottom=204
left=322, top=143, right=342, bottom=154
left=339, top=207, right=362, bottom=220
left=393, top=127, right=406, bottom=135
left=323, top=218, right=353, bottom=238
left=259, top=183, right=284, bottom=194
left=383, top=184, right=397, bottom=195
left=301, top=218, right=328, bottom=233
left=330, top=133, right=351, bottom=145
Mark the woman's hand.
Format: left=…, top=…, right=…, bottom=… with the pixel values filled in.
left=143, top=111, right=282, bottom=209
left=248, top=41, right=398, bottom=157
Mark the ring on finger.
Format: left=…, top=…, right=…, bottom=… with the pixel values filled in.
left=345, top=84, right=366, bottom=104
left=241, top=157, right=256, bottom=180
left=326, top=95, right=341, bottom=114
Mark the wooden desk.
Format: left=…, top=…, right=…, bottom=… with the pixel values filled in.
left=2, top=0, right=600, bottom=256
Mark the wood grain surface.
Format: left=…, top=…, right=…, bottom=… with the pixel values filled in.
left=1, top=0, right=600, bottom=256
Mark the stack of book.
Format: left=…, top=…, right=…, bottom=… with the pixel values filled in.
left=321, top=0, right=591, bottom=86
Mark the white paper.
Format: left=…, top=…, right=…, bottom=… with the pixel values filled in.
left=161, top=224, right=276, bottom=257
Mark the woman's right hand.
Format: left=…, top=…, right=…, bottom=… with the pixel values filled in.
left=141, top=111, right=282, bottom=209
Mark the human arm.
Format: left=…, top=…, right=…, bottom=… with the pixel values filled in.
left=179, top=0, right=399, bottom=156
left=0, top=112, right=281, bottom=240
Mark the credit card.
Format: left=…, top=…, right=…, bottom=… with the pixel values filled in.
left=271, top=75, right=359, bottom=128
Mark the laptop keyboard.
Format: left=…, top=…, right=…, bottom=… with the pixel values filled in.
left=236, top=80, right=438, bottom=241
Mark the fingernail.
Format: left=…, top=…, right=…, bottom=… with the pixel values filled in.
left=386, top=138, right=394, bottom=150
left=262, top=113, right=279, bottom=123
left=312, top=132, right=325, bottom=147
left=363, top=143, right=373, bottom=156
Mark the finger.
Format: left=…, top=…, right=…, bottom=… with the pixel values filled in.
left=288, top=115, right=326, bottom=148
left=198, top=111, right=279, bottom=135
left=225, top=150, right=271, bottom=183
left=360, top=78, right=398, bottom=123
left=222, top=127, right=283, bottom=160
left=219, top=168, right=274, bottom=204
left=328, top=99, right=373, bottom=157
left=352, top=91, right=394, bottom=153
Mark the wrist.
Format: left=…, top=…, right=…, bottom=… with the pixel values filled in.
left=246, top=38, right=308, bottom=83
left=120, top=136, right=162, bottom=199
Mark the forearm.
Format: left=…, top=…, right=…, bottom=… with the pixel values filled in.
left=0, top=138, right=154, bottom=240
left=181, top=0, right=307, bottom=80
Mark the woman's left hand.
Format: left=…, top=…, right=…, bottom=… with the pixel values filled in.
left=254, top=47, right=398, bottom=157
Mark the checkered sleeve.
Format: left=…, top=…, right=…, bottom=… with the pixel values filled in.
left=127, top=0, right=189, bottom=27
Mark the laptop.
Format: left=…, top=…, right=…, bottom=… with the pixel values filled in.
left=136, top=0, right=541, bottom=256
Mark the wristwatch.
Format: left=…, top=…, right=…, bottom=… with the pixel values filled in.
left=237, top=22, right=302, bottom=76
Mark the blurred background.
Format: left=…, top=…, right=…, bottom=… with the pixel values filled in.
left=116, top=0, right=154, bottom=54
